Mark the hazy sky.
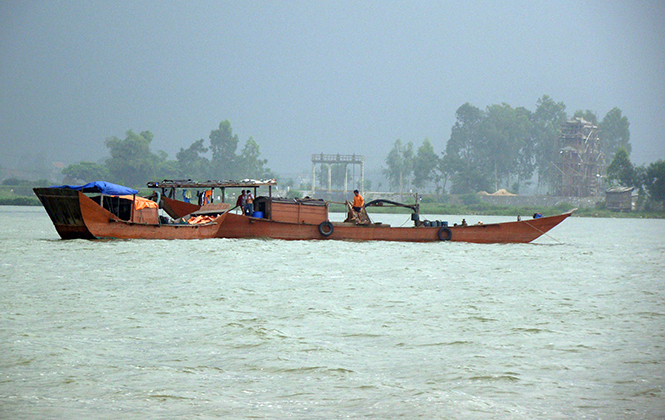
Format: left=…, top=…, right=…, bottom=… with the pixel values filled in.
left=1, top=0, right=664, bottom=178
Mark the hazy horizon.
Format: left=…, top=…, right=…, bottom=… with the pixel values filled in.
left=1, top=1, right=664, bottom=180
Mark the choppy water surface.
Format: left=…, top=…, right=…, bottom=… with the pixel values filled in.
left=1, top=206, right=664, bottom=419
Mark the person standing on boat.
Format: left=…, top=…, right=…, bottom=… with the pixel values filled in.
left=244, top=191, right=254, bottom=216
left=352, top=189, right=364, bottom=213
left=236, top=190, right=246, bottom=213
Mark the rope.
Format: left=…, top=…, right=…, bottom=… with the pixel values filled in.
left=523, top=220, right=562, bottom=244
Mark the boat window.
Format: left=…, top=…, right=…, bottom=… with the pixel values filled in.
left=91, top=195, right=133, bottom=221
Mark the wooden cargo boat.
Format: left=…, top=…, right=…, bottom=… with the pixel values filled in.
left=35, top=180, right=573, bottom=243
left=221, top=195, right=573, bottom=243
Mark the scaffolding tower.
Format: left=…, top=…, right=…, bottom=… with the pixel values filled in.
left=555, top=117, right=606, bottom=197
left=311, top=153, right=365, bottom=194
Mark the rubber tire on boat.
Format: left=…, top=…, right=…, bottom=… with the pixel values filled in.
left=438, top=226, right=452, bottom=241
left=318, top=221, right=334, bottom=237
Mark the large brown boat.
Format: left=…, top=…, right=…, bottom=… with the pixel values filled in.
left=35, top=180, right=573, bottom=243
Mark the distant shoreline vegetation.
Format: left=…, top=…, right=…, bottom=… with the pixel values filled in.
left=4, top=99, right=665, bottom=213
left=0, top=196, right=41, bottom=206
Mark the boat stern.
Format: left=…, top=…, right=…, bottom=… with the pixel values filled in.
left=33, top=187, right=96, bottom=239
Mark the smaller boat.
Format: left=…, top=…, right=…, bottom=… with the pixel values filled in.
left=35, top=179, right=573, bottom=243
left=33, top=180, right=276, bottom=240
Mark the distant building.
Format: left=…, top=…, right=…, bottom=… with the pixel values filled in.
left=555, top=118, right=606, bottom=197
left=605, top=186, right=634, bottom=212
left=311, top=153, right=365, bottom=194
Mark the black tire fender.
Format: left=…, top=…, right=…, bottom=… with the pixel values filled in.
left=438, top=226, right=452, bottom=241
left=318, top=221, right=334, bottom=237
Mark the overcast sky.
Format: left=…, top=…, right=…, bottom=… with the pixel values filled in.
left=1, top=0, right=664, bottom=178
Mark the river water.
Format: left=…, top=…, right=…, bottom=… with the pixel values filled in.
left=1, top=206, right=664, bottom=419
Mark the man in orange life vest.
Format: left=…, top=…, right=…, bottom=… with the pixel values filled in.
left=352, top=189, right=364, bottom=213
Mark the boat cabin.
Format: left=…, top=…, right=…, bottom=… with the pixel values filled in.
left=90, top=194, right=159, bottom=224
left=254, top=197, right=328, bottom=224
left=149, top=179, right=330, bottom=225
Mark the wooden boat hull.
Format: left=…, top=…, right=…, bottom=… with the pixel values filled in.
left=216, top=211, right=572, bottom=243
left=35, top=188, right=224, bottom=240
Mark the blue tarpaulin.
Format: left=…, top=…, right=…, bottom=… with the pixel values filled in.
left=49, top=181, right=138, bottom=195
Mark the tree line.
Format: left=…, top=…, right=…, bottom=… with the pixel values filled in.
left=62, top=120, right=274, bottom=188
left=381, top=95, right=664, bottom=207
left=383, top=96, right=629, bottom=194
left=58, top=103, right=664, bottom=208
left=605, top=148, right=665, bottom=209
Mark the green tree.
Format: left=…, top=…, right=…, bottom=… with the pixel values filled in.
left=448, top=159, right=491, bottom=194
left=383, top=139, right=414, bottom=193
left=442, top=103, right=489, bottom=193
left=572, top=109, right=598, bottom=125
left=644, top=160, right=665, bottom=206
left=105, top=130, right=158, bottom=187
left=153, top=150, right=179, bottom=180
left=316, top=163, right=348, bottom=189
left=331, top=164, right=349, bottom=189
left=445, top=103, right=483, bottom=163
left=599, top=107, right=630, bottom=157
left=635, top=164, right=647, bottom=189
left=61, top=161, right=109, bottom=183
left=606, top=147, right=636, bottom=187
left=533, top=95, right=567, bottom=192
left=513, top=106, right=537, bottom=190
left=443, top=102, right=534, bottom=193
left=412, top=138, right=440, bottom=191
left=209, top=120, right=239, bottom=180
left=478, top=103, right=533, bottom=191
left=237, top=137, right=273, bottom=179
left=176, top=139, right=209, bottom=180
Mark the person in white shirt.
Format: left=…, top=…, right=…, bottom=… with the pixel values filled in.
left=244, top=191, right=254, bottom=216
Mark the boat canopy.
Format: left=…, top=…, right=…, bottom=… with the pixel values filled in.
left=119, top=195, right=158, bottom=209
left=49, top=181, right=139, bottom=195
left=147, top=179, right=277, bottom=203
left=147, top=179, right=277, bottom=189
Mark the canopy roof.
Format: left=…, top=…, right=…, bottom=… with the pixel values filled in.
left=147, top=179, right=277, bottom=189
left=50, top=181, right=138, bottom=195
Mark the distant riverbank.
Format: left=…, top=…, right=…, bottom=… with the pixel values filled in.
left=0, top=196, right=41, bottom=206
